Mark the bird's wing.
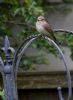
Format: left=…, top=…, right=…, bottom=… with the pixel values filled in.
left=43, top=21, right=53, bottom=33
left=43, top=21, right=57, bottom=42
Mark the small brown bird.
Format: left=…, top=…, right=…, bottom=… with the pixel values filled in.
left=36, top=16, right=58, bottom=44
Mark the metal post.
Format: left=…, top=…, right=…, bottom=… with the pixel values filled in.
left=0, top=36, right=18, bottom=100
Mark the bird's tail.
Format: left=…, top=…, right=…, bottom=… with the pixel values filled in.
left=52, top=35, right=61, bottom=46
left=53, top=36, right=60, bottom=46
left=45, top=33, right=60, bottom=46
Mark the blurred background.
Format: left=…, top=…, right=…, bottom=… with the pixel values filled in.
left=0, top=0, right=73, bottom=71
left=0, top=0, right=72, bottom=72
left=0, top=0, right=73, bottom=100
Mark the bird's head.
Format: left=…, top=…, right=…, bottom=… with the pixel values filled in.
left=37, top=16, right=45, bottom=21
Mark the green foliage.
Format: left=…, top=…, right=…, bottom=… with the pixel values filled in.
left=0, top=0, right=49, bottom=70
left=0, top=89, right=5, bottom=100
left=0, top=0, right=73, bottom=70
left=55, top=31, right=73, bottom=61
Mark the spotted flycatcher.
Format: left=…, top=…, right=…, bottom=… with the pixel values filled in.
left=36, top=16, right=58, bottom=44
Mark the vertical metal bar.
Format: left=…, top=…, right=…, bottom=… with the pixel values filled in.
left=0, top=36, right=18, bottom=100
left=3, top=74, right=15, bottom=100
left=2, top=65, right=18, bottom=100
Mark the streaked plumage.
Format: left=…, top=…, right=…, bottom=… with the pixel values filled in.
left=36, top=16, right=58, bottom=44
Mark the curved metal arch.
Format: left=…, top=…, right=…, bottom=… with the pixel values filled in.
left=45, top=36, right=72, bottom=100
left=54, top=29, right=73, bottom=35
left=13, top=34, right=42, bottom=77
left=13, top=29, right=73, bottom=71
left=13, top=34, right=72, bottom=100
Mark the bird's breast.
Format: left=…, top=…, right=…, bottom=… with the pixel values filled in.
left=36, top=22, right=47, bottom=34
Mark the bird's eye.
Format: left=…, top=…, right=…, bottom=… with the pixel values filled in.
left=38, top=19, right=44, bottom=21
left=38, top=19, right=40, bottom=21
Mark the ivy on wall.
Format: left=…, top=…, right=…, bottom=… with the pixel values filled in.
left=0, top=0, right=73, bottom=70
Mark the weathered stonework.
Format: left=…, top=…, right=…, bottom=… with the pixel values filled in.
left=0, top=71, right=72, bottom=89
left=17, top=71, right=73, bottom=89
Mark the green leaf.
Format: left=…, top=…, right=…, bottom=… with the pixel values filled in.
left=13, top=8, right=20, bottom=16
